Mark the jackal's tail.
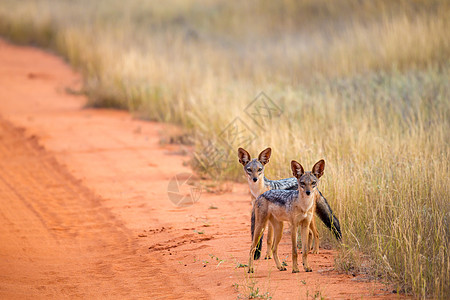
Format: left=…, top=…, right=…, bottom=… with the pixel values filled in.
left=251, top=206, right=263, bottom=260
left=316, top=192, right=342, bottom=241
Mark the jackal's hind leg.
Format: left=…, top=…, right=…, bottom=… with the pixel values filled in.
left=308, top=229, right=314, bottom=251
left=309, top=217, right=320, bottom=254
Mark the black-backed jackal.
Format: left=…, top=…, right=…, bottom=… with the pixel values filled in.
left=248, top=160, right=326, bottom=273
left=238, top=148, right=341, bottom=261
left=238, top=147, right=313, bottom=260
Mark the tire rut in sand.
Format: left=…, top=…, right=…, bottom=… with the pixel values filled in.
left=0, top=118, right=207, bottom=299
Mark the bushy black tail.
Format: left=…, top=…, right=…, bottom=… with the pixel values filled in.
left=251, top=207, right=263, bottom=260
left=316, top=191, right=342, bottom=241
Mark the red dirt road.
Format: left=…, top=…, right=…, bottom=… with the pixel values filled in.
left=0, top=40, right=399, bottom=299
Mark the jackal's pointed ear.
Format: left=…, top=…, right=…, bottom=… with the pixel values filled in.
left=312, top=159, right=325, bottom=179
left=238, top=148, right=251, bottom=166
left=291, top=160, right=304, bottom=179
left=258, top=147, right=271, bottom=165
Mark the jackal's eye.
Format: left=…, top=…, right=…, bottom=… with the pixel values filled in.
left=246, top=168, right=252, bottom=172
left=258, top=168, right=262, bottom=172
left=300, top=182, right=306, bottom=187
left=312, top=181, right=317, bottom=185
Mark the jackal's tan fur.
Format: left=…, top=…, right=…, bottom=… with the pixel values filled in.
left=238, top=148, right=319, bottom=260
left=248, top=159, right=325, bottom=273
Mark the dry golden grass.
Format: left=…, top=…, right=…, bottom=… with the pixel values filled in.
left=0, top=0, right=448, bottom=298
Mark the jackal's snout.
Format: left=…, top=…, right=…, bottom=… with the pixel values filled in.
left=305, top=190, right=311, bottom=195
left=252, top=177, right=258, bottom=182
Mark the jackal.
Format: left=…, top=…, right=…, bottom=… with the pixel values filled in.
left=238, top=147, right=317, bottom=260
left=248, top=160, right=326, bottom=273
left=238, top=148, right=341, bottom=261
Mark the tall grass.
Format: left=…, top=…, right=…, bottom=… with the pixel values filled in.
left=0, top=0, right=448, bottom=298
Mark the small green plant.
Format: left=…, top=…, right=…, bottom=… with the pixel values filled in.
left=248, top=286, right=272, bottom=300
left=237, top=281, right=272, bottom=300
left=232, top=283, right=239, bottom=292
left=306, top=290, right=325, bottom=300
left=209, top=254, right=225, bottom=267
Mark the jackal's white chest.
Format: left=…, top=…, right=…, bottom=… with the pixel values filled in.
left=294, top=209, right=313, bottom=224
left=293, top=195, right=315, bottom=223
left=299, top=196, right=315, bottom=215
left=248, top=180, right=268, bottom=200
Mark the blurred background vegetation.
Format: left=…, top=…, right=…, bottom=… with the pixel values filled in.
left=0, top=0, right=448, bottom=298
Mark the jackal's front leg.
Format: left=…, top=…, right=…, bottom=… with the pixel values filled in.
left=264, top=223, right=273, bottom=259
left=248, top=224, right=265, bottom=273
left=291, top=224, right=300, bottom=273
left=300, top=221, right=312, bottom=272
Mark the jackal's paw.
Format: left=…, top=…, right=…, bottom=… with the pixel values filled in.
left=248, top=268, right=254, bottom=273
left=304, top=266, right=312, bottom=272
left=292, top=269, right=300, bottom=273
left=278, top=266, right=287, bottom=271
left=311, top=249, right=319, bottom=254
left=264, top=254, right=272, bottom=260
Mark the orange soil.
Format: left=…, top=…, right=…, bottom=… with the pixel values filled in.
left=0, top=39, right=402, bottom=299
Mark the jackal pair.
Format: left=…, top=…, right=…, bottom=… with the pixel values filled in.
left=238, top=147, right=341, bottom=273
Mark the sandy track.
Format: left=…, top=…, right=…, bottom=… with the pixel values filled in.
left=0, top=118, right=207, bottom=299
left=0, top=39, right=399, bottom=299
